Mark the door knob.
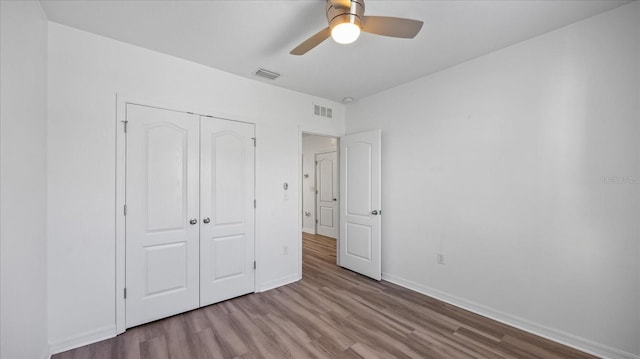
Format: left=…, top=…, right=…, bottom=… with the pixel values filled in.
left=333, top=198, right=337, bottom=201
left=189, top=218, right=198, bottom=225
left=203, top=217, right=211, bottom=224
left=370, top=210, right=379, bottom=215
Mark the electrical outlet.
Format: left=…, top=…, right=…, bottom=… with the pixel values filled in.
left=437, top=253, right=445, bottom=265
left=283, top=246, right=289, bottom=255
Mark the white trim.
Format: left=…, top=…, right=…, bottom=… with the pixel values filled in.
left=115, top=94, right=126, bottom=335
left=40, top=346, right=50, bottom=359
left=302, top=227, right=315, bottom=235
left=381, top=273, right=639, bottom=359
left=315, top=147, right=338, bottom=156
left=257, top=273, right=300, bottom=293
left=251, top=122, right=258, bottom=309
left=115, top=93, right=258, bottom=334
left=48, top=326, right=116, bottom=355
left=116, top=92, right=262, bottom=126
left=297, top=129, right=303, bottom=280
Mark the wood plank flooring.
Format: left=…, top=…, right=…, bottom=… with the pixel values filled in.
left=53, top=233, right=598, bottom=358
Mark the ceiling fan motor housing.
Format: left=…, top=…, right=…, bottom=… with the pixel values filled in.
left=326, top=0, right=365, bottom=30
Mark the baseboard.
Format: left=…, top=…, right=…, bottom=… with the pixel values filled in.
left=302, top=228, right=315, bottom=235
left=258, top=273, right=300, bottom=292
left=47, top=274, right=301, bottom=355
left=49, top=325, right=116, bottom=355
left=41, top=345, right=51, bottom=359
left=381, top=273, right=639, bottom=359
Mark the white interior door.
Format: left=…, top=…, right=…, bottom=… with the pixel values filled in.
left=339, top=130, right=381, bottom=280
left=316, top=151, right=338, bottom=239
left=199, top=117, right=255, bottom=306
left=125, top=104, right=200, bottom=328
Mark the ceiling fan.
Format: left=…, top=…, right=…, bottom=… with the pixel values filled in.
left=290, top=0, right=423, bottom=55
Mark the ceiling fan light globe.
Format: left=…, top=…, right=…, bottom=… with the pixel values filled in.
left=331, top=22, right=361, bottom=44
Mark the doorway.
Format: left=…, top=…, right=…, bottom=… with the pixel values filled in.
left=299, top=129, right=382, bottom=281
left=301, top=133, right=339, bottom=268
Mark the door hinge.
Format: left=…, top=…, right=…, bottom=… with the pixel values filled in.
left=251, top=137, right=256, bottom=147
left=315, top=190, right=318, bottom=194
left=315, top=161, right=318, bottom=165
left=124, top=288, right=127, bottom=299
left=253, top=261, right=256, bottom=270
left=123, top=205, right=127, bottom=216
left=254, top=199, right=256, bottom=208
left=315, top=219, right=318, bottom=223
left=121, top=120, right=128, bottom=133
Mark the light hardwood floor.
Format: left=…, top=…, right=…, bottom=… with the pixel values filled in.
left=53, top=233, right=597, bottom=358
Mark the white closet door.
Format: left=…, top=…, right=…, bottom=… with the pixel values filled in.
left=125, top=104, right=200, bottom=328
left=200, top=117, right=255, bottom=306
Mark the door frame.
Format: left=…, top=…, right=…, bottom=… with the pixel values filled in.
left=116, top=94, right=258, bottom=334
left=298, top=129, right=343, bottom=277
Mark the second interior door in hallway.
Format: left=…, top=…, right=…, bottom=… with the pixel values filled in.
left=316, top=151, right=338, bottom=239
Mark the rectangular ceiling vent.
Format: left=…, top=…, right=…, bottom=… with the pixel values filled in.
left=254, top=68, right=280, bottom=80
left=314, top=104, right=333, bottom=119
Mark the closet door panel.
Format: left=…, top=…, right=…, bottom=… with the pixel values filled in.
left=200, top=117, right=255, bottom=306
left=125, top=104, right=200, bottom=328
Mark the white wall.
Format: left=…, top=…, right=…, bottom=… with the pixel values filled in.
left=46, top=23, right=345, bottom=352
left=346, top=3, right=639, bottom=358
left=0, top=1, right=49, bottom=358
left=301, top=134, right=337, bottom=234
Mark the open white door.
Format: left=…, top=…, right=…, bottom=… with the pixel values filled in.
left=199, top=117, right=255, bottom=306
left=339, top=130, right=381, bottom=280
left=125, top=104, right=200, bottom=327
left=316, top=151, right=338, bottom=239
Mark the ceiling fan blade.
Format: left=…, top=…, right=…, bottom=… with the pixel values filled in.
left=362, top=16, right=423, bottom=38
left=290, top=27, right=332, bottom=55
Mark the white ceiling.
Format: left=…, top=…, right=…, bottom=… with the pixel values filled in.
left=40, top=0, right=630, bottom=103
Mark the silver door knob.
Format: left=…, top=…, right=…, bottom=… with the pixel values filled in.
left=189, top=218, right=197, bottom=225
left=371, top=210, right=379, bottom=215
left=203, top=217, right=211, bottom=224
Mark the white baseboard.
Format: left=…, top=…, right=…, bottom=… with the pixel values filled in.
left=41, top=345, right=51, bottom=359
left=302, top=228, right=315, bottom=235
left=381, top=273, right=639, bottom=359
left=258, top=273, right=300, bottom=292
left=49, top=325, right=116, bottom=355
left=46, top=274, right=302, bottom=355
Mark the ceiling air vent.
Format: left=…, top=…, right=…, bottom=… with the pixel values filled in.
left=254, top=68, right=280, bottom=80
left=314, top=104, right=333, bottom=119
